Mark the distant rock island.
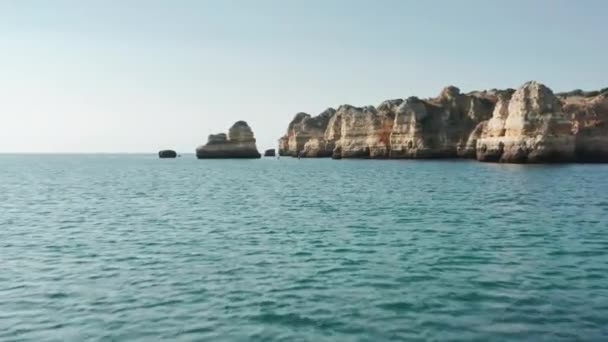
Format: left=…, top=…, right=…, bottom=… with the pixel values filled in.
left=278, top=81, right=608, bottom=163
left=196, top=121, right=261, bottom=159
left=158, top=150, right=177, bottom=158
left=264, top=149, right=276, bottom=157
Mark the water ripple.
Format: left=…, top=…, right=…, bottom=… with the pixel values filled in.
left=1, top=155, right=608, bottom=341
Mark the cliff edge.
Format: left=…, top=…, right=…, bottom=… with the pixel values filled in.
left=278, top=81, right=608, bottom=163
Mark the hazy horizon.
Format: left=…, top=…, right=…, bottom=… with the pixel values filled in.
left=1, top=0, right=607, bottom=153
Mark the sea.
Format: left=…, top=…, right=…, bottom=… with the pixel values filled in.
left=1, top=154, right=607, bottom=341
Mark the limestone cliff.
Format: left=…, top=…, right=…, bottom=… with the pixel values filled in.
left=196, top=121, right=261, bottom=159
left=278, top=108, right=335, bottom=157
left=476, top=82, right=575, bottom=162
left=388, top=87, right=496, bottom=159
left=278, top=82, right=608, bottom=163
left=279, top=86, right=497, bottom=159
left=562, top=90, right=608, bottom=162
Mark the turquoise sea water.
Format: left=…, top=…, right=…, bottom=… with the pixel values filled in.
left=1, top=154, right=608, bottom=341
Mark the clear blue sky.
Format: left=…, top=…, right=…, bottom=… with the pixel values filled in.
left=0, top=0, right=606, bottom=152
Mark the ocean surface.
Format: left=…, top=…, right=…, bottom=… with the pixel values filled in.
left=1, top=154, right=608, bottom=342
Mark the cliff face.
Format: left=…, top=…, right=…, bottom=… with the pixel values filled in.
left=196, top=121, right=261, bottom=159
left=476, top=82, right=575, bottom=163
left=278, top=86, right=497, bottom=159
left=389, top=87, right=496, bottom=159
left=278, top=81, right=608, bottom=163
left=333, top=105, right=393, bottom=158
left=564, top=91, right=608, bottom=162
left=278, top=108, right=335, bottom=157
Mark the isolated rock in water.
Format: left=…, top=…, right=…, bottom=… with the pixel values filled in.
left=264, top=149, right=276, bottom=157
left=196, top=121, right=261, bottom=159
left=158, top=150, right=177, bottom=158
left=277, top=81, right=608, bottom=163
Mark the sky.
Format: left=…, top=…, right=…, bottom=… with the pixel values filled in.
left=0, top=0, right=606, bottom=153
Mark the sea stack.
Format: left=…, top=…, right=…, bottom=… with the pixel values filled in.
left=264, top=149, right=276, bottom=157
left=158, top=150, right=177, bottom=158
left=278, top=81, right=608, bottom=163
left=196, top=121, right=261, bottom=159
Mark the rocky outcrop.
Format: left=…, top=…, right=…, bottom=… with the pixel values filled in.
left=264, top=149, right=276, bottom=157
left=278, top=108, right=335, bottom=157
left=158, top=150, right=177, bottom=158
left=476, top=82, right=575, bottom=162
left=562, top=90, right=608, bottom=162
left=278, top=82, right=608, bottom=163
left=196, top=121, right=261, bottom=159
left=388, top=87, right=496, bottom=159
left=279, top=86, right=496, bottom=159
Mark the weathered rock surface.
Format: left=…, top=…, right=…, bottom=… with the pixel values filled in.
left=264, top=149, right=276, bottom=157
left=196, top=121, right=261, bottom=159
left=278, top=82, right=608, bottom=163
left=279, top=86, right=497, bottom=159
left=562, top=90, right=608, bottom=162
left=158, top=150, right=177, bottom=158
left=476, top=81, right=575, bottom=163
left=278, top=108, right=335, bottom=157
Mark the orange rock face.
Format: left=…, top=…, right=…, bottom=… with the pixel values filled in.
left=278, top=82, right=608, bottom=163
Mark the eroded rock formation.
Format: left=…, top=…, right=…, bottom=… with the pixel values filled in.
left=562, top=89, right=608, bottom=162
left=476, top=82, right=575, bottom=162
left=278, top=108, right=335, bottom=157
left=278, top=81, right=608, bottom=163
left=196, top=121, right=261, bottom=159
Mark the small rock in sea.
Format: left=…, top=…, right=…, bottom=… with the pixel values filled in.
left=264, top=149, right=276, bottom=157
left=158, top=150, right=177, bottom=158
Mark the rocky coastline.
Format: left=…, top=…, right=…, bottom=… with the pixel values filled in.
left=278, top=81, right=608, bottom=163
